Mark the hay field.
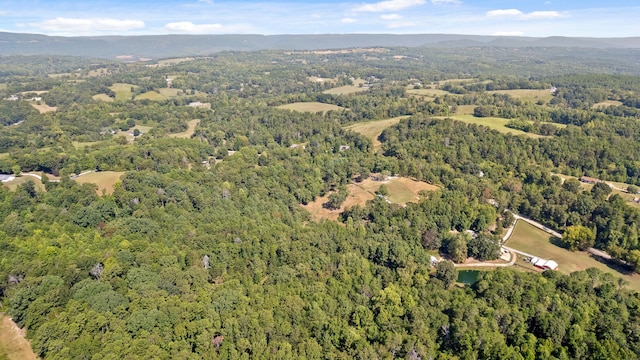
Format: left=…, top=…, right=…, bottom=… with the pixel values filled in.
left=169, top=119, right=200, bottom=139
left=74, top=171, right=125, bottom=195
left=345, top=116, right=408, bottom=149
left=277, top=102, right=346, bottom=113
left=505, top=220, right=640, bottom=291
left=434, top=115, right=544, bottom=139
left=0, top=314, right=38, bottom=360
left=323, top=79, right=368, bottom=95
left=488, top=89, right=554, bottom=102
left=592, top=100, right=623, bottom=108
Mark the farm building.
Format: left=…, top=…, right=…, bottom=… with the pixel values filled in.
left=530, top=257, right=558, bottom=271
left=580, top=176, right=601, bottom=184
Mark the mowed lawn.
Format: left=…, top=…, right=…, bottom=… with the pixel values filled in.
left=74, top=171, right=125, bottom=195
left=434, top=115, right=545, bottom=139
left=277, top=102, right=346, bottom=113
left=2, top=176, right=46, bottom=192
left=345, top=116, right=408, bottom=148
left=505, top=220, right=640, bottom=291
left=0, top=314, right=38, bottom=360
left=488, top=89, right=554, bottom=102
left=169, top=119, right=200, bottom=139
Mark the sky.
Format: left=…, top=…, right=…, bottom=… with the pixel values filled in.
left=0, top=0, right=637, bottom=38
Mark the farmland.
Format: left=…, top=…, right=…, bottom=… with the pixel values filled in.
left=277, top=102, right=346, bottom=113
left=487, top=89, right=554, bottom=102
left=110, top=83, right=138, bottom=101
left=323, top=79, right=367, bottom=95
left=505, top=220, right=640, bottom=291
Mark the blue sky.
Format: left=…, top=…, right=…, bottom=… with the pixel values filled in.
left=0, top=0, right=637, bottom=37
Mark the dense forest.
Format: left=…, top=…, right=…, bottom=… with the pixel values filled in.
left=1, top=46, right=640, bottom=359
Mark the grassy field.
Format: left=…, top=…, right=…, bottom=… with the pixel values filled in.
left=308, top=76, right=336, bottom=84
left=323, top=79, right=367, bottom=95
left=92, top=94, right=114, bottom=102
left=592, top=100, right=623, bottom=108
left=454, top=105, right=477, bottom=115
left=344, top=116, right=408, bottom=149
left=2, top=176, right=46, bottom=192
left=434, top=115, right=544, bottom=138
left=29, top=102, right=57, bottom=114
left=0, top=314, right=38, bottom=360
left=407, top=88, right=452, bottom=97
left=135, top=91, right=166, bottom=101
left=158, top=88, right=182, bottom=97
left=277, top=102, right=346, bottom=113
left=303, top=177, right=439, bottom=221
left=505, top=220, right=640, bottom=291
left=74, top=171, right=125, bottom=195
left=110, top=83, right=138, bottom=101
left=0, top=153, right=8, bottom=159
left=169, top=119, right=200, bottom=139
left=72, top=141, right=103, bottom=150
left=118, top=125, right=153, bottom=142
left=487, top=89, right=554, bottom=102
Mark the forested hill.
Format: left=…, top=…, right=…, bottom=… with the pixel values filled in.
left=1, top=31, right=640, bottom=59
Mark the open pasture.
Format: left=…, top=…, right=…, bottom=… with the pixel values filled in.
left=345, top=116, right=408, bottom=148
left=277, top=102, right=346, bottom=113
left=74, top=171, right=125, bottom=195
left=488, top=89, right=554, bottom=102
left=505, top=220, right=640, bottom=291
left=592, top=100, right=623, bottom=108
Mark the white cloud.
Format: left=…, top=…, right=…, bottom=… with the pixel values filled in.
left=341, top=18, right=358, bottom=23
left=486, top=9, right=565, bottom=20
left=163, top=21, right=251, bottom=34
left=352, top=0, right=425, bottom=13
left=431, top=0, right=461, bottom=4
left=387, top=21, right=417, bottom=28
left=0, top=11, right=7, bottom=16
left=522, top=11, right=563, bottom=20
left=486, top=9, right=523, bottom=17
left=380, top=14, right=402, bottom=20
left=197, top=0, right=213, bottom=3
left=492, top=31, right=524, bottom=36
left=33, top=18, right=144, bottom=33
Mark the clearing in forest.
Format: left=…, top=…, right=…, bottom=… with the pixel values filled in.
left=303, top=176, right=439, bottom=222
left=323, top=79, right=368, bottom=95
left=592, top=100, right=623, bottom=108
left=505, top=220, right=640, bottom=291
left=487, top=89, right=554, bottom=103
left=135, top=91, right=166, bottom=101
left=407, top=88, right=452, bottom=97
left=2, top=176, right=46, bottom=192
left=277, top=102, right=346, bottom=113
left=552, top=173, right=640, bottom=210
left=345, top=116, right=408, bottom=149
left=434, top=114, right=545, bottom=139
left=92, top=94, right=114, bottom=102
left=110, top=83, right=138, bottom=101
left=118, top=125, right=153, bottom=142
left=29, top=102, right=56, bottom=114
left=0, top=314, right=38, bottom=360
left=169, top=119, right=200, bottom=139
left=74, top=171, right=125, bottom=195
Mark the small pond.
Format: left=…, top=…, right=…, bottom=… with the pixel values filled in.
left=457, top=270, right=481, bottom=285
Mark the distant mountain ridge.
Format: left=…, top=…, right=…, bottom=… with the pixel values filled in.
left=1, top=32, right=639, bottom=60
